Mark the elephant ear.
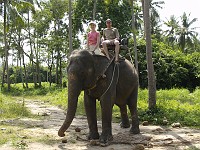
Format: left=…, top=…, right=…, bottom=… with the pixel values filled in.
left=93, top=55, right=112, bottom=78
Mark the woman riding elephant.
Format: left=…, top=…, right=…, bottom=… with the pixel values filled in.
left=58, top=50, right=140, bottom=144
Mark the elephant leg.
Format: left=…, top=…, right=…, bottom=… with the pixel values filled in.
left=119, top=105, right=130, bottom=128
left=99, top=94, right=113, bottom=144
left=84, top=93, right=99, bottom=140
left=127, top=88, right=140, bottom=134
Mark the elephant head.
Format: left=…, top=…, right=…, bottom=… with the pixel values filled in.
left=58, top=50, right=108, bottom=137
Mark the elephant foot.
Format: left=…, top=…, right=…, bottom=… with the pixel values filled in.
left=87, top=132, right=99, bottom=140
left=99, top=133, right=113, bottom=146
left=130, top=126, right=140, bottom=134
left=120, top=121, right=130, bottom=128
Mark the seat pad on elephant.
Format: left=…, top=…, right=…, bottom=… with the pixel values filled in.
left=93, top=51, right=125, bottom=62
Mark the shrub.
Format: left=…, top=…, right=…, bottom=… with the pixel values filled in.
left=131, top=39, right=200, bottom=90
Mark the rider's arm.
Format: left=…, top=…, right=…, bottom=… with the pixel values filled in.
left=115, top=28, right=120, bottom=40
left=102, top=29, right=106, bottom=40
left=94, top=32, right=100, bottom=50
left=87, top=33, right=89, bottom=49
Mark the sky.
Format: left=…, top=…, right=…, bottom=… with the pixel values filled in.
left=159, top=0, right=200, bottom=35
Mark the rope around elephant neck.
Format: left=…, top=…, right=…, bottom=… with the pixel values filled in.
left=100, top=63, right=119, bottom=99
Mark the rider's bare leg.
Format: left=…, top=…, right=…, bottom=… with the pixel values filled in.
left=114, top=40, right=120, bottom=62
left=102, top=40, right=110, bottom=60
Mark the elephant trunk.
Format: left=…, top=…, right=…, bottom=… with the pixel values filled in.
left=58, top=74, right=81, bottom=137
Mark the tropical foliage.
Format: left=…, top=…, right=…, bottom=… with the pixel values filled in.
left=0, top=0, right=199, bottom=92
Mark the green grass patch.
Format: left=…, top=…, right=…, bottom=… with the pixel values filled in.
left=0, top=93, right=32, bottom=119
left=1, top=83, right=200, bottom=128
left=43, top=87, right=200, bottom=128
left=138, top=88, right=200, bottom=127
left=1, top=82, right=60, bottom=96
left=0, top=125, right=25, bottom=146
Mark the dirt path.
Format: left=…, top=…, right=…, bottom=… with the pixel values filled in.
left=1, top=99, right=200, bottom=150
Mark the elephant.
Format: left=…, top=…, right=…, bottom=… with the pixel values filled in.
left=58, top=50, right=140, bottom=144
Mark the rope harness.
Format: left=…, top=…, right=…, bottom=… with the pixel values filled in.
left=100, top=63, right=119, bottom=98
left=87, top=54, right=120, bottom=98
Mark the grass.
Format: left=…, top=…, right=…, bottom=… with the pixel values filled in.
left=1, top=82, right=61, bottom=96
left=0, top=93, right=33, bottom=119
left=0, top=90, right=39, bottom=146
left=45, top=87, right=200, bottom=128
left=138, top=88, right=200, bottom=127
left=0, top=83, right=200, bottom=147
left=0, top=124, right=59, bottom=148
left=0, top=125, right=21, bottom=145
left=1, top=83, right=200, bottom=128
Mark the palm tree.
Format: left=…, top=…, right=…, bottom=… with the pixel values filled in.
left=3, top=0, right=10, bottom=90
left=163, top=15, right=179, bottom=47
left=177, top=12, right=198, bottom=53
left=149, top=0, right=164, bottom=35
left=69, top=0, right=73, bottom=53
left=149, top=0, right=164, bottom=18
left=130, top=0, right=139, bottom=76
left=142, top=0, right=156, bottom=109
left=92, top=0, right=97, bottom=20
left=23, top=0, right=38, bottom=88
left=1, top=0, right=34, bottom=90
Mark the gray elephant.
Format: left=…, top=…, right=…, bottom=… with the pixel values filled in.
left=58, top=50, right=140, bottom=144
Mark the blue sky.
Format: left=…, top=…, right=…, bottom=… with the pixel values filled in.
left=159, top=0, right=200, bottom=35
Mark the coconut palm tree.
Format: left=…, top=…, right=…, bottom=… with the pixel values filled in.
left=92, top=0, right=97, bottom=20
left=177, top=12, right=198, bottom=53
left=142, top=0, right=156, bottom=109
left=69, top=0, right=73, bottom=53
left=149, top=0, right=164, bottom=18
left=2, top=0, right=9, bottom=90
left=163, top=15, right=179, bottom=48
left=23, top=0, right=39, bottom=87
left=1, top=0, right=34, bottom=90
left=149, top=0, right=164, bottom=35
left=129, top=0, right=139, bottom=76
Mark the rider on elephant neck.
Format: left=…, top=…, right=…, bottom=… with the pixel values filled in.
left=87, top=21, right=101, bottom=55
left=102, top=19, right=120, bottom=63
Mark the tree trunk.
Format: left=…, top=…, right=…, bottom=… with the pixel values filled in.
left=1, top=60, right=6, bottom=87
left=36, top=37, right=41, bottom=87
left=49, top=52, right=54, bottom=86
left=56, top=49, right=59, bottom=84
left=69, top=0, right=73, bottom=53
left=59, top=55, right=62, bottom=87
left=22, top=49, right=28, bottom=88
left=36, top=60, right=41, bottom=87
left=49, top=65, right=52, bottom=86
left=19, top=52, right=25, bottom=88
left=28, top=11, right=35, bottom=87
left=33, top=31, right=37, bottom=87
left=92, top=0, right=97, bottom=20
left=17, top=26, right=28, bottom=88
left=3, top=0, right=10, bottom=91
left=131, top=0, right=139, bottom=79
left=17, top=32, right=24, bottom=88
left=143, top=0, right=156, bottom=109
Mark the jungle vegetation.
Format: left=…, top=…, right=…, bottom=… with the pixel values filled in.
left=0, top=0, right=199, bottom=112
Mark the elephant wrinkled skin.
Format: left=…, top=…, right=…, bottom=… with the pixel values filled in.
left=58, top=50, right=140, bottom=144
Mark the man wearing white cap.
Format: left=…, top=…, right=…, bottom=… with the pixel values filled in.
left=102, top=19, right=120, bottom=63
left=87, top=21, right=101, bottom=55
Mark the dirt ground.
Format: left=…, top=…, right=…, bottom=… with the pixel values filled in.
left=1, top=99, right=200, bottom=150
